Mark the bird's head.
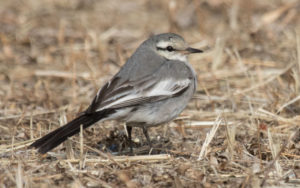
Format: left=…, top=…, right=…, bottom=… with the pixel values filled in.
left=149, top=33, right=203, bottom=62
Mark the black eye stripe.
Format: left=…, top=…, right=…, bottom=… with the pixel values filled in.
left=156, top=46, right=175, bottom=52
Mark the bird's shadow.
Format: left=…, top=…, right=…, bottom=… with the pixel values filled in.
left=95, top=128, right=172, bottom=156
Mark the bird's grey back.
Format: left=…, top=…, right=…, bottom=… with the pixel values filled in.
left=115, top=42, right=164, bottom=83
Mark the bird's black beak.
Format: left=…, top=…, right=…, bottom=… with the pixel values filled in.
left=186, top=47, right=203, bottom=54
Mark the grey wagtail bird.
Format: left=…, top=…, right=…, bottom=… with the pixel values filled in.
left=30, top=33, right=203, bottom=154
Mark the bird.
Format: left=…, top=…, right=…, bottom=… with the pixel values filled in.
left=29, top=33, right=203, bottom=154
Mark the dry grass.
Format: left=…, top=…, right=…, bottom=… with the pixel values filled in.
left=0, top=0, right=300, bottom=187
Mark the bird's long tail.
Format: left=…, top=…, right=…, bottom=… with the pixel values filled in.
left=29, top=109, right=114, bottom=154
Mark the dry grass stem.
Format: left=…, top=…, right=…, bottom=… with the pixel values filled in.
left=267, top=128, right=282, bottom=177
left=276, top=95, right=300, bottom=113
left=198, top=114, right=222, bottom=160
left=79, top=124, right=84, bottom=169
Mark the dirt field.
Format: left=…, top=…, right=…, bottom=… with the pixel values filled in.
left=1, top=0, right=300, bottom=187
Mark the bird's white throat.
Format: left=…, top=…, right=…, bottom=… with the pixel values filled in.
left=157, top=50, right=187, bottom=62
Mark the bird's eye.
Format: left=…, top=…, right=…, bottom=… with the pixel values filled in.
left=166, top=46, right=174, bottom=52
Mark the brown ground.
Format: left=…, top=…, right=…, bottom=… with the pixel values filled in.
left=1, top=0, right=300, bottom=187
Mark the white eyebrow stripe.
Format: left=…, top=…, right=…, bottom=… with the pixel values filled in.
left=156, top=41, right=171, bottom=48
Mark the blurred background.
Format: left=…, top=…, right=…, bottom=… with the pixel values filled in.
left=0, top=0, right=299, bottom=110
left=0, top=0, right=300, bottom=187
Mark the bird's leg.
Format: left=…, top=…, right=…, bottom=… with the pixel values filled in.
left=142, top=126, right=152, bottom=148
left=126, top=125, right=133, bottom=154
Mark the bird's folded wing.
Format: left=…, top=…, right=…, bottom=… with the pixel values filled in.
left=99, top=78, right=191, bottom=110
left=87, top=76, right=191, bottom=112
left=86, top=61, right=193, bottom=113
